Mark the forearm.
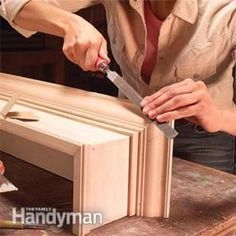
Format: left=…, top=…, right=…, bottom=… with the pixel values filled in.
left=220, top=107, right=236, bottom=136
left=13, top=0, right=80, bottom=37
left=12, top=0, right=109, bottom=71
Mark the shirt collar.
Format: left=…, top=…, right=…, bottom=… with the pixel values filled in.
left=172, top=0, right=199, bottom=24
left=129, top=0, right=199, bottom=24
left=129, top=0, right=143, bottom=11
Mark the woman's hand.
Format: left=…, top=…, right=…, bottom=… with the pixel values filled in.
left=13, top=0, right=110, bottom=71
left=141, top=78, right=223, bottom=132
left=63, top=16, right=110, bottom=71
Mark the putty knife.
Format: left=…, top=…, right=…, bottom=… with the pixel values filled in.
left=0, top=161, right=18, bottom=193
left=0, top=174, right=18, bottom=193
left=97, top=60, right=178, bottom=139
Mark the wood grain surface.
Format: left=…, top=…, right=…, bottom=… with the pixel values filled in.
left=1, top=155, right=235, bottom=236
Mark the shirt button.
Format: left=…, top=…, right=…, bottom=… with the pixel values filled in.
left=139, top=43, right=145, bottom=50
left=130, top=0, right=140, bottom=7
left=193, top=73, right=200, bottom=80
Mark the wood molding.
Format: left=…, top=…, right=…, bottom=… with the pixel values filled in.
left=0, top=73, right=173, bottom=235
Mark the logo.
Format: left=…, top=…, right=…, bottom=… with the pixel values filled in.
left=12, top=207, right=103, bottom=228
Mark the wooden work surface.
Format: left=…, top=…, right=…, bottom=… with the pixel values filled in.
left=0, top=153, right=235, bottom=236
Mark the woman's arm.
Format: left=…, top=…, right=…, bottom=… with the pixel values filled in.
left=141, top=78, right=236, bottom=136
left=12, top=0, right=109, bottom=71
left=220, top=108, right=236, bottom=135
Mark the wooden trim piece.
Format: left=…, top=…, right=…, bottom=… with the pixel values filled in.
left=72, top=139, right=130, bottom=236
left=136, top=128, right=147, bottom=216
left=0, top=130, right=74, bottom=180
left=0, top=73, right=174, bottom=235
left=140, top=118, right=173, bottom=217
left=1, top=118, right=79, bottom=155
left=163, top=121, right=175, bottom=218
left=0, top=73, right=147, bottom=127
left=127, top=132, right=139, bottom=216
left=0, top=94, right=19, bottom=118
left=73, top=148, right=84, bottom=236
left=82, top=139, right=129, bottom=235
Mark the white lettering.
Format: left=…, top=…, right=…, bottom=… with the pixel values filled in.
left=12, top=208, right=103, bottom=226
left=56, top=210, right=67, bottom=228
left=12, top=208, right=25, bottom=224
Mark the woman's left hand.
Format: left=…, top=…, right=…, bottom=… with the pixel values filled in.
left=140, top=78, right=223, bottom=132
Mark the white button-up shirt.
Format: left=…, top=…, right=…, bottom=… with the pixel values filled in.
left=1, top=0, right=236, bottom=109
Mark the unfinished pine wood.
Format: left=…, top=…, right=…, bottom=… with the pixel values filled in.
left=0, top=72, right=174, bottom=235
left=73, top=139, right=130, bottom=235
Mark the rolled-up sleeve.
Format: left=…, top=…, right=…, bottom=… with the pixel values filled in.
left=56, top=0, right=99, bottom=12
left=0, top=0, right=36, bottom=37
left=0, top=0, right=99, bottom=38
left=233, top=14, right=236, bottom=47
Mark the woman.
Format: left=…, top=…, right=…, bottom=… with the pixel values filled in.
left=1, top=0, right=236, bottom=173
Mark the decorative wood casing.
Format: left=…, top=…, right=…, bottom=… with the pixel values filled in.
left=0, top=73, right=173, bottom=235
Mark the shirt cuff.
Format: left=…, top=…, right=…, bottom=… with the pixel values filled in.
left=0, top=0, right=36, bottom=37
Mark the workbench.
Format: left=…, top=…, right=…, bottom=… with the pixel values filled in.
left=0, top=154, right=235, bottom=236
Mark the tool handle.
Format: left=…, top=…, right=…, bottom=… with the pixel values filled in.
left=96, top=57, right=109, bottom=72
left=0, top=161, right=5, bottom=175
left=0, top=220, right=24, bottom=229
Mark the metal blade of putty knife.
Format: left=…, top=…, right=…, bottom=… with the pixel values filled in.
left=98, top=63, right=178, bottom=139
left=0, top=174, right=18, bottom=193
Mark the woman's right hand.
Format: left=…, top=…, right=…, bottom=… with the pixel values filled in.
left=63, top=15, right=110, bottom=72
left=12, top=0, right=109, bottom=72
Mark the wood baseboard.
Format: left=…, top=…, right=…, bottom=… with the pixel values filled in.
left=0, top=73, right=173, bottom=235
